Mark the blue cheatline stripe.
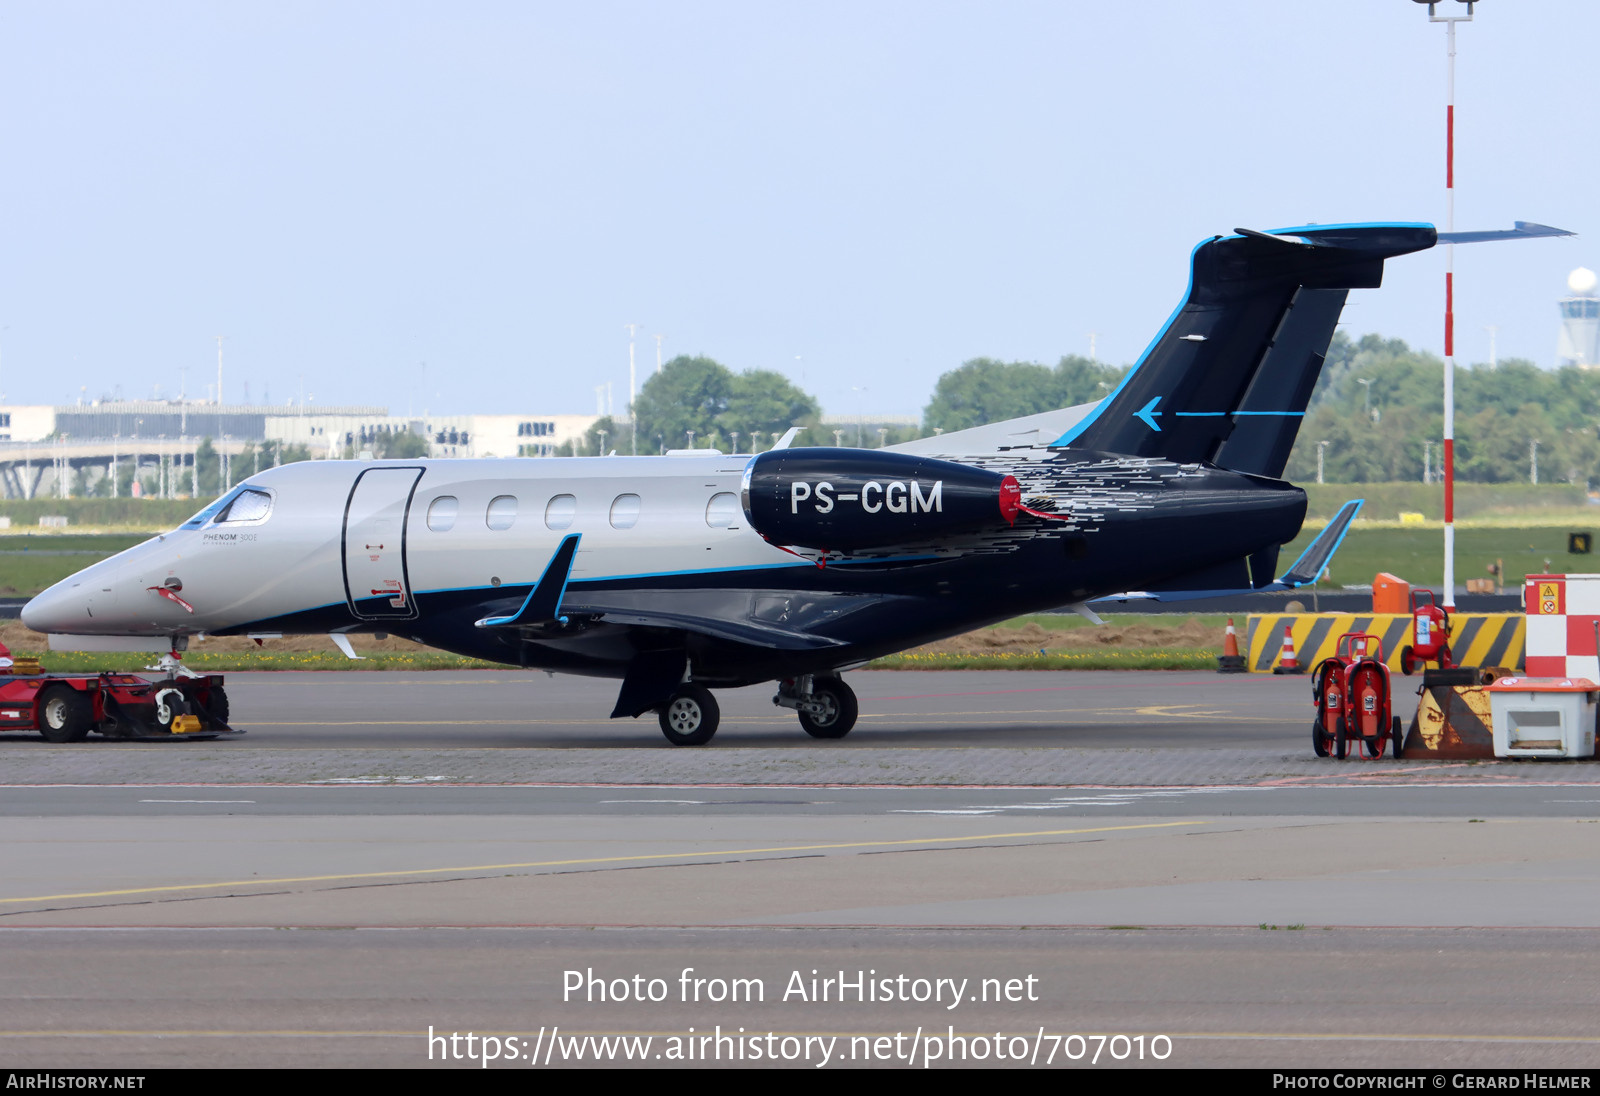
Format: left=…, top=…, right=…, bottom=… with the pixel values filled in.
left=1049, top=238, right=1209, bottom=449
left=1170, top=410, right=1304, bottom=418
left=1267, top=220, right=1435, bottom=235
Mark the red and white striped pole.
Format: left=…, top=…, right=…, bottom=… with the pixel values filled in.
left=1444, top=14, right=1458, bottom=610
left=1422, top=0, right=1475, bottom=610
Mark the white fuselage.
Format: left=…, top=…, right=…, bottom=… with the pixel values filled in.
left=22, top=453, right=787, bottom=639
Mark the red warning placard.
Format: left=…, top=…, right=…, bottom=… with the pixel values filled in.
left=1527, top=575, right=1565, bottom=616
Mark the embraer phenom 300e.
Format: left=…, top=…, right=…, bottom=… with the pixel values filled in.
left=22, top=221, right=1566, bottom=744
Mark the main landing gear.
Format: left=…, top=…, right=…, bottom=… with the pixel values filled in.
left=654, top=674, right=860, bottom=746
left=775, top=674, right=858, bottom=740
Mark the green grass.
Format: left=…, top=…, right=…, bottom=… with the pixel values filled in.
left=0, top=498, right=200, bottom=530
left=1281, top=523, right=1584, bottom=592
left=0, top=534, right=151, bottom=596
left=1302, top=483, right=1590, bottom=522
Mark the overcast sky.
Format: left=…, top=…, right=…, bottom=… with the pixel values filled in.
left=0, top=1, right=1592, bottom=420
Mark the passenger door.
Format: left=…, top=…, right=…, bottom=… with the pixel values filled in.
left=342, top=467, right=424, bottom=620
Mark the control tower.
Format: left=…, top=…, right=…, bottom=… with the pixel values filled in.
left=1558, top=267, right=1600, bottom=368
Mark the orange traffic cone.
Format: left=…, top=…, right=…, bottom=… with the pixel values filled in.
left=1217, top=618, right=1246, bottom=673
left=1272, top=623, right=1304, bottom=675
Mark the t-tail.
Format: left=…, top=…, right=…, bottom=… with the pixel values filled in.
left=1054, top=219, right=1573, bottom=475
left=1052, top=223, right=1442, bottom=475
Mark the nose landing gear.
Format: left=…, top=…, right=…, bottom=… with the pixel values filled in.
left=658, top=684, right=719, bottom=746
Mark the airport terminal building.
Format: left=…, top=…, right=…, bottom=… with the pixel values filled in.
left=0, top=401, right=600, bottom=499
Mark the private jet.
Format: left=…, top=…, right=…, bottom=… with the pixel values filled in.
left=22, top=220, right=1566, bottom=744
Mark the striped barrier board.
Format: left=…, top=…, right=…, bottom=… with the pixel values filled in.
left=1245, top=613, right=1524, bottom=674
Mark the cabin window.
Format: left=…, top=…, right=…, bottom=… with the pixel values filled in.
left=426, top=496, right=458, bottom=532
left=486, top=495, right=518, bottom=531
left=609, top=493, right=641, bottom=530
left=545, top=494, right=576, bottom=531
left=214, top=488, right=273, bottom=525
left=705, top=492, right=739, bottom=528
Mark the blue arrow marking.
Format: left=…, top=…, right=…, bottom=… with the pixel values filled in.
left=1134, top=397, right=1162, bottom=432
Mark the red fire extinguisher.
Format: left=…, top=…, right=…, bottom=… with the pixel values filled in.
left=1399, top=588, right=1453, bottom=675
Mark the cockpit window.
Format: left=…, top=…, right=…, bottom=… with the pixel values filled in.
left=215, top=488, right=273, bottom=524
left=181, top=495, right=229, bottom=529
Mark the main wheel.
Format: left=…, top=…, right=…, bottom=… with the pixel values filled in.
left=1311, top=718, right=1330, bottom=758
left=1334, top=716, right=1348, bottom=760
left=38, top=687, right=93, bottom=743
left=658, top=685, right=719, bottom=746
left=798, top=676, right=858, bottom=739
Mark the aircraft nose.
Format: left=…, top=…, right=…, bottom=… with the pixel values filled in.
left=20, top=581, right=87, bottom=634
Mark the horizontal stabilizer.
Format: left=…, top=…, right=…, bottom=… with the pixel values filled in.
left=476, top=533, right=581, bottom=627
left=1437, top=221, right=1575, bottom=245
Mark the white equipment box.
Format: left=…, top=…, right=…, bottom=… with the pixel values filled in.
left=1486, top=677, right=1598, bottom=759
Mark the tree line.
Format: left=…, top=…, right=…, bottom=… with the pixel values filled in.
left=56, top=333, right=1600, bottom=492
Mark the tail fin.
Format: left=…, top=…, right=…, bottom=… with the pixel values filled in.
left=1051, top=223, right=1437, bottom=475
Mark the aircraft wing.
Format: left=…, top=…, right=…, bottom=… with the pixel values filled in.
left=885, top=402, right=1098, bottom=457
left=1092, top=499, right=1362, bottom=604
left=561, top=601, right=849, bottom=650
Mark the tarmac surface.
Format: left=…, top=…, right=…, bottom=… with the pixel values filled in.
left=4, top=669, right=1600, bottom=1070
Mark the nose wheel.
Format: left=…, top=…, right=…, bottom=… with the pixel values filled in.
left=658, top=684, right=719, bottom=746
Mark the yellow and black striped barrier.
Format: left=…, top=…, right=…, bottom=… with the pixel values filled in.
left=1245, top=613, right=1524, bottom=674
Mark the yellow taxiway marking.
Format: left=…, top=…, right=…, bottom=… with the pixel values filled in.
left=0, top=821, right=1207, bottom=906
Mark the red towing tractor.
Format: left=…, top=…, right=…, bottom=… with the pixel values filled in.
left=1311, top=631, right=1404, bottom=760
left=0, top=642, right=238, bottom=743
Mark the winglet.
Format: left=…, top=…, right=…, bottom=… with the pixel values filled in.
left=1276, top=499, right=1362, bottom=588
left=476, top=533, right=582, bottom=627
left=769, top=427, right=803, bottom=451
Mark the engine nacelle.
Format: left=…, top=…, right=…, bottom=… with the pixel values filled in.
left=741, top=447, right=1020, bottom=550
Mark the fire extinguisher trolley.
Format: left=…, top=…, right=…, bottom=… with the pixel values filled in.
left=1399, top=588, right=1453, bottom=675
left=1311, top=632, right=1405, bottom=759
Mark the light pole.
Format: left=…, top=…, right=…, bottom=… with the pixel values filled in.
left=625, top=322, right=638, bottom=455
left=1356, top=377, right=1373, bottom=418
left=1317, top=440, right=1329, bottom=485
left=1414, top=0, right=1475, bottom=607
